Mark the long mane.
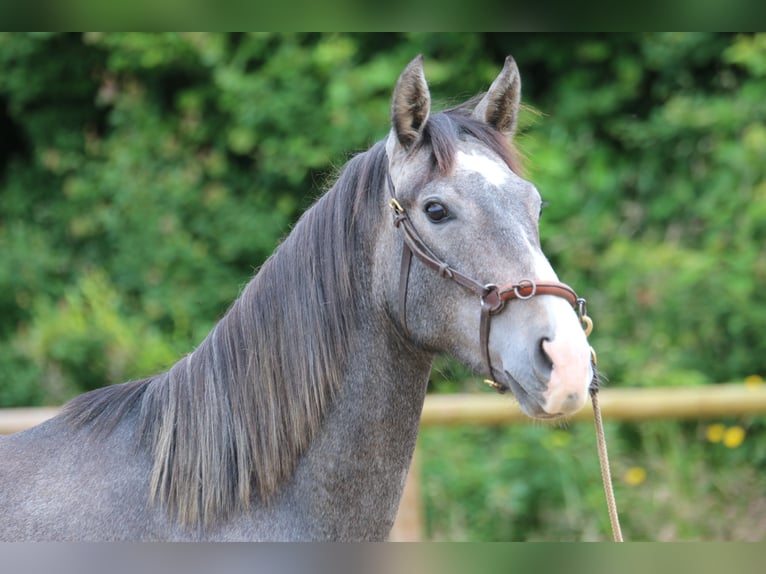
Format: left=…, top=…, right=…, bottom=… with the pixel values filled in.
left=62, top=102, right=521, bottom=528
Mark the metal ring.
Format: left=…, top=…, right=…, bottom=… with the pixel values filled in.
left=513, top=279, right=537, bottom=300
left=582, top=315, right=594, bottom=337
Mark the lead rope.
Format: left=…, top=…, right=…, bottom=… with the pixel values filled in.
left=583, top=301, right=623, bottom=542
left=591, top=377, right=623, bottom=541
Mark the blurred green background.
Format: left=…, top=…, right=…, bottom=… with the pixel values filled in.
left=1, top=33, right=765, bottom=540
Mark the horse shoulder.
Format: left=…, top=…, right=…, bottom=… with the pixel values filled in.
left=0, top=413, right=159, bottom=540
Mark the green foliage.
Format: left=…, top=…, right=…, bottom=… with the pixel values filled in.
left=2, top=33, right=766, bottom=540
left=419, top=423, right=605, bottom=540
left=17, top=270, right=180, bottom=402
left=419, top=416, right=766, bottom=541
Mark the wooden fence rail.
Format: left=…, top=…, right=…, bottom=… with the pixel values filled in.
left=420, top=382, right=766, bottom=426
left=3, top=384, right=765, bottom=435
left=2, top=383, right=765, bottom=540
left=0, top=407, right=60, bottom=435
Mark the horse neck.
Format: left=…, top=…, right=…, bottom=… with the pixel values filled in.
left=140, top=159, right=437, bottom=533
left=285, top=309, right=434, bottom=540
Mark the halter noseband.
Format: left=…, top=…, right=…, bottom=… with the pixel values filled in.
left=387, top=173, right=592, bottom=392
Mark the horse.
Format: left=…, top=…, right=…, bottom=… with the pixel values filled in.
left=0, top=55, right=594, bottom=541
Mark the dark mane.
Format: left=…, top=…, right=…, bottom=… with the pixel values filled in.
left=61, top=103, right=522, bottom=529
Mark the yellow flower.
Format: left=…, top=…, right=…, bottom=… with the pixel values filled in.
left=745, top=374, right=763, bottom=390
left=549, top=430, right=571, bottom=449
left=723, top=426, right=746, bottom=448
left=706, top=423, right=725, bottom=443
left=624, top=466, right=647, bottom=486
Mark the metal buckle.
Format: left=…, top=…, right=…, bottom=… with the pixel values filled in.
left=481, top=284, right=504, bottom=313
left=389, top=198, right=404, bottom=214
left=483, top=378, right=508, bottom=394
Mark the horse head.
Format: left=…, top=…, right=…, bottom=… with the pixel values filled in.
left=383, top=55, right=594, bottom=419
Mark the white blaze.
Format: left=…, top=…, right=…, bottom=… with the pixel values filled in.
left=456, top=151, right=510, bottom=186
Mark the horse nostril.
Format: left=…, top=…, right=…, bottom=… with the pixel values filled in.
left=538, top=337, right=554, bottom=375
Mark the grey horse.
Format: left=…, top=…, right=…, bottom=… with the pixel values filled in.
left=0, top=55, right=593, bottom=541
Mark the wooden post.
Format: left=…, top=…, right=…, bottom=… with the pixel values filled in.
left=389, top=448, right=424, bottom=541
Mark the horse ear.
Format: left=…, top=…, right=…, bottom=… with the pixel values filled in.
left=390, top=54, right=431, bottom=150
left=473, top=56, right=522, bottom=137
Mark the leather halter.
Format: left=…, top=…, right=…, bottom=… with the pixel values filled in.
left=387, top=173, right=591, bottom=392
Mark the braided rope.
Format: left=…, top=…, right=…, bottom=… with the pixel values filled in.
left=591, top=389, right=624, bottom=542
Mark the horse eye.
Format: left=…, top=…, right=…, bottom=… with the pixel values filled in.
left=539, top=200, right=550, bottom=218
left=424, top=201, right=449, bottom=223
